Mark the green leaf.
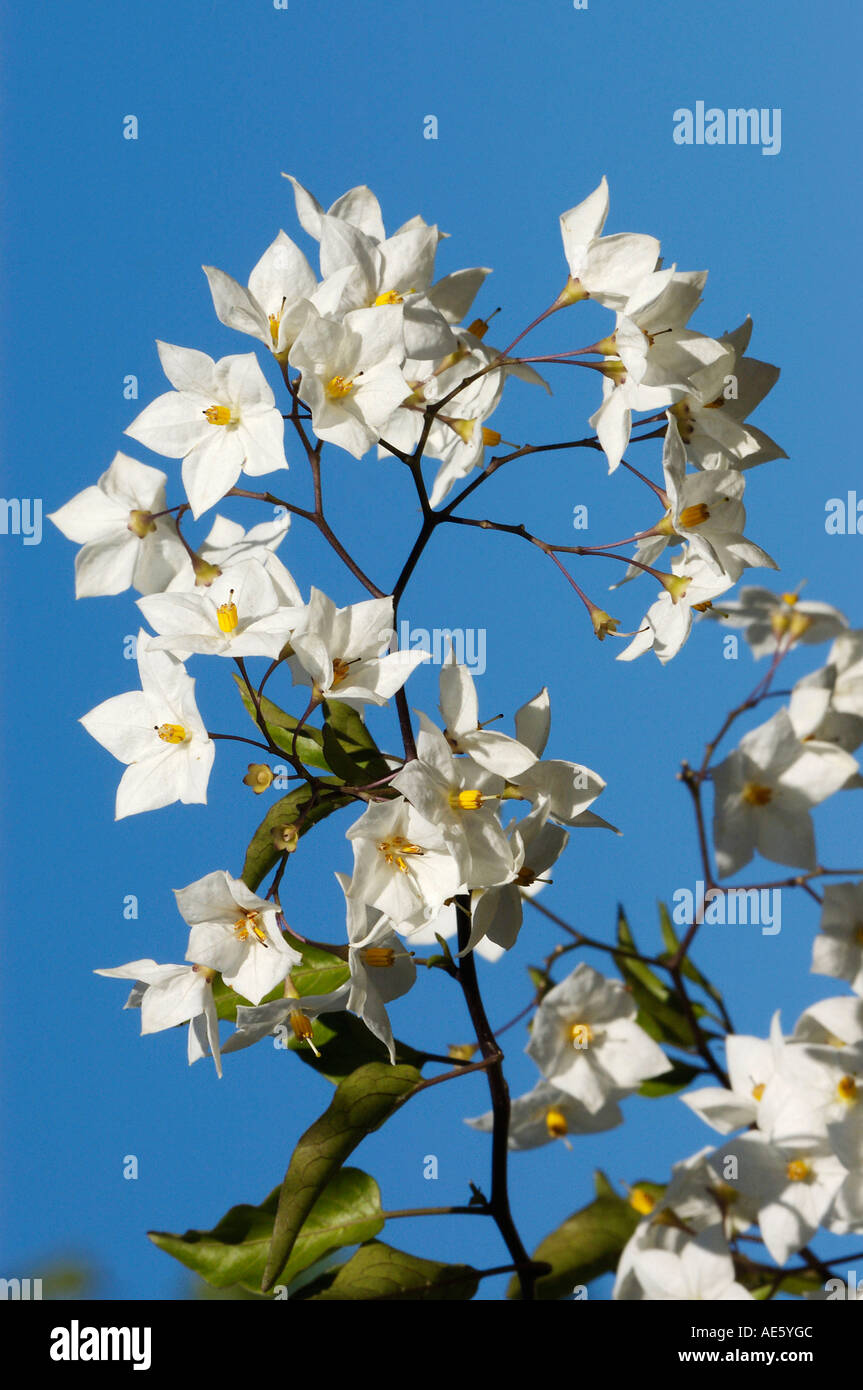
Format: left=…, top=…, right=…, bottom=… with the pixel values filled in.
left=658, top=900, right=680, bottom=956
left=593, top=1170, right=617, bottom=1200
left=149, top=1168, right=383, bottom=1294
left=241, top=782, right=352, bottom=892
left=290, top=941, right=351, bottom=998
left=290, top=1011, right=428, bottom=1084
left=263, top=1062, right=421, bottom=1291
left=307, top=1241, right=479, bottom=1301
left=508, top=1195, right=641, bottom=1300
left=657, top=901, right=729, bottom=1014
left=638, top=1060, right=703, bottom=1097
left=323, top=700, right=392, bottom=783
left=232, top=673, right=331, bottom=771
left=615, top=906, right=670, bottom=1001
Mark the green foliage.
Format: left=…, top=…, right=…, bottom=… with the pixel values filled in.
left=149, top=1168, right=383, bottom=1295
left=303, top=1241, right=480, bottom=1301
left=509, top=1189, right=645, bottom=1300
left=262, top=1062, right=421, bottom=1291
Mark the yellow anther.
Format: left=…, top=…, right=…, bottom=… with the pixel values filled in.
left=155, top=723, right=189, bottom=744
left=331, top=657, right=353, bottom=688
left=678, top=503, right=711, bottom=529
left=203, top=405, right=233, bottom=425
left=233, top=910, right=268, bottom=947
left=545, top=1106, right=569, bottom=1139
left=837, top=1075, right=859, bottom=1104
left=289, top=1009, right=321, bottom=1057
left=362, top=947, right=396, bottom=968
left=569, top=1021, right=594, bottom=1049
left=781, top=592, right=799, bottom=607
left=786, top=1158, right=812, bottom=1183
left=378, top=836, right=425, bottom=872
left=515, top=866, right=538, bottom=887
left=217, top=590, right=239, bottom=634
left=742, top=782, right=773, bottom=807
left=326, top=375, right=355, bottom=400
left=268, top=314, right=281, bottom=348
left=629, top=1187, right=657, bottom=1216
left=373, top=289, right=404, bottom=306
left=482, top=427, right=502, bottom=447
left=449, top=789, right=485, bottom=811
left=751, top=1082, right=765, bottom=1102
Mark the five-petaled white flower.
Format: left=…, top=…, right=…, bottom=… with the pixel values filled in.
left=125, top=342, right=289, bottom=518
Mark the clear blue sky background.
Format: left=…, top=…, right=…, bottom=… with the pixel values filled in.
left=2, top=0, right=862, bottom=1301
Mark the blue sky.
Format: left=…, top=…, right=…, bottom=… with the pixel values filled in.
left=2, top=0, right=862, bottom=1300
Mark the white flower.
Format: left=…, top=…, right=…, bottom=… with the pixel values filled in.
left=289, top=306, right=410, bottom=458
left=506, top=688, right=607, bottom=826
left=177, top=870, right=301, bottom=1006
left=629, top=1227, right=753, bottom=1301
left=345, top=797, right=463, bottom=930
left=48, top=452, right=186, bottom=598
left=625, top=415, right=777, bottom=583
left=682, top=1013, right=785, bottom=1134
left=203, top=230, right=346, bottom=358
left=125, top=342, right=288, bottom=518
left=391, top=717, right=515, bottom=890
left=289, top=589, right=428, bottom=708
left=466, top=1079, right=622, bottom=1150
left=79, top=633, right=214, bottom=818
left=464, top=799, right=568, bottom=953
left=669, top=316, right=786, bottom=471
left=558, top=177, right=660, bottom=310
left=165, top=512, right=303, bottom=607
left=138, top=559, right=290, bottom=660
left=711, top=708, right=858, bottom=876
left=708, top=1133, right=847, bottom=1265
left=617, top=552, right=736, bottom=665
left=712, top=586, right=847, bottom=661
left=94, top=958, right=223, bottom=1077
left=439, top=653, right=537, bottom=777
left=525, top=962, right=670, bottom=1111
left=811, top=883, right=863, bottom=995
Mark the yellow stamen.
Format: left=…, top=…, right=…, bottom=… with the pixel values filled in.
left=217, top=590, right=239, bottom=634
left=786, top=1158, right=812, bottom=1183
left=378, top=836, right=425, bottom=872
left=569, top=1021, right=594, bottom=1049
left=326, top=375, right=355, bottom=400
left=481, top=427, right=502, bottom=447
left=233, top=910, right=268, bottom=947
left=837, top=1075, right=858, bottom=1104
left=449, top=789, right=485, bottom=811
left=742, top=782, right=773, bottom=807
left=362, top=947, right=396, bottom=968
left=155, top=723, right=189, bottom=744
left=751, top=1082, right=765, bottom=1102
left=290, top=1009, right=321, bottom=1057
left=545, top=1106, right=568, bottom=1139
left=203, top=405, right=233, bottom=425
left=331, top=657, right=353, bottom=688
left=373, top=289, right=404, bottom=306
left=629, top=1187, right=656, bottom=1216
left=781, top=592, right=799, bottom=607
left=678, top=503, right=711, bottom=529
